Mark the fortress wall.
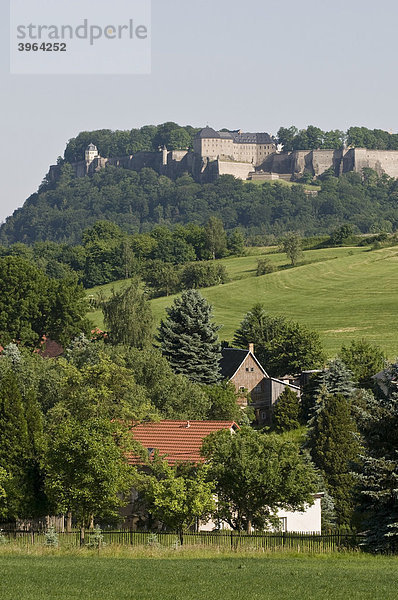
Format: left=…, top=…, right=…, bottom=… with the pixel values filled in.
left=47, top=146, right=398, bottom=187
left=217, top=160, right=253, bottom=180
left=311, top=150, right=338, bottom=176
left=292, top=150, right=310, bottom=175
left=260, top=153, right=292, bottom=174
left=342, top=148, right=355, bottom=174
left=352, top=148, right=398, bottom=178
left=170, top=150, right=189, bottom=162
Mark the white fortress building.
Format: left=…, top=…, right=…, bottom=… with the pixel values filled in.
left=193, top=127, right=276, bottom=167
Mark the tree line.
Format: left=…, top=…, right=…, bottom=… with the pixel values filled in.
left=0, top=218, right=241, bottom=290
left=277, top=125, right=398, bottom=151
left=63, top=122, right=201, bottom=163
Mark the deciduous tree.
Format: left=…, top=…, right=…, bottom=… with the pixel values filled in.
left=280, top=233, right=303, bottom=266
left=340, top=339, right=386, bottom=389
left=202, top=427, right=317, bottom=532
left=233, top=304, right=325, bottom=377
left=132, top=458, right=215, bottom=542
left=101, top=280, right=154, bottom=349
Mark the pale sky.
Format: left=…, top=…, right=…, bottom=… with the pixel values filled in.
left=1, top=0, right=397, bottom=223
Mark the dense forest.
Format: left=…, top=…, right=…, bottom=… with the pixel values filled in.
left=1, top=164, right=398, bottom=246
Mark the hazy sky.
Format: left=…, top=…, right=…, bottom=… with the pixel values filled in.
left=1, top=0, right=397, bottom=223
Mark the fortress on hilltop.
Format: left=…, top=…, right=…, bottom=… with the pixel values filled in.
left=48, top=127, right=398, bottom=184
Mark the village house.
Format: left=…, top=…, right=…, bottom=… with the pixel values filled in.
left=220, top=344, right=301, bottom=425
left=125, top=420, right=322, bottom=533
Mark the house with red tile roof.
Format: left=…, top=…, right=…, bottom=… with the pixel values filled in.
left=123, top=420, right=322, bottom=533
left=128, top=420, right=239, bottom=466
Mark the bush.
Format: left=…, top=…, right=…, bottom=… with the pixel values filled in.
left=45, top=526, right=59, bottom=547
left=180, top=262, right=229, bottom=289
left=146, top=533, right=161, bottom=548
left=0, top=530, right=8, bottom=545
left=256, top=258, right=275, bottom=276
left=87, top=525, right=105, bottom=549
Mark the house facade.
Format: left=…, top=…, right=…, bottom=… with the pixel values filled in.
left=220, top=345, right=301, bottom=425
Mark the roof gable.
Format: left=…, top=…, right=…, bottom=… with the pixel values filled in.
left=220, top=347, right=269, bottom=379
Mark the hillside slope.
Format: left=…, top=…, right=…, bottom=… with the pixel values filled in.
left=88, top=246, right=398, bottom=357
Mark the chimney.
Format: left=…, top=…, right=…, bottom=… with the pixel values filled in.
left=248, top=343, right=254, bottom=354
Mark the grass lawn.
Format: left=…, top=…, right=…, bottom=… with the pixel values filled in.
left=86, top=245, right=398, bottom=357
left=0, top=551, right=397, bottom=600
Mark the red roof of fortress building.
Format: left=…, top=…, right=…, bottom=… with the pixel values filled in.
left=129, top=420, right=238, bottom=465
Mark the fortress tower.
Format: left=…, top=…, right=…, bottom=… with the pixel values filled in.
left=85, top=143, right=99, bottom=164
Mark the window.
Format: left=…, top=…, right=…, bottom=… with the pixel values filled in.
left=239, top=386, right=246, bottom=393
left=279, top=517, right=287, bottom=532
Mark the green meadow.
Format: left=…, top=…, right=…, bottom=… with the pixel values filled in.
left=0, top=551, right=397, bottom=600
left=87, top=246, right=398, bottom=357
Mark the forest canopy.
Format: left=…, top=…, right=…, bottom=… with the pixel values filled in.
left=1, top=166, right=398, bottom=247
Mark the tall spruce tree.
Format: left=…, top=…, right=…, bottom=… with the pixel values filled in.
left=157, top=289, right=221, bottom=384
left=356, top=366, right=398, bottom=552
left=303, top=359, right=356, bottom=422
left=307, top=393, right=361, bottom=526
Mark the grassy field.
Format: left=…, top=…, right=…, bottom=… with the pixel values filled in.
left=87, top=245, right=398, bottom=357
left=0, top=550, right=397, bottom=600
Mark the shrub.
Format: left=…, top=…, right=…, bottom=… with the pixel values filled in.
left=87, top=525, right=105, bottom=549
left=256, top=258, right=275, bottom=276
left=45, top=526, right=59, bottom=547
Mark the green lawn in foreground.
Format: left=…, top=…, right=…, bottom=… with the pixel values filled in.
left=87, top=246, right=398, bottom=357
left=0, top=554, right=397, bottom=600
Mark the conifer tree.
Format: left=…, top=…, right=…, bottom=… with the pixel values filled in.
left=272, top=388, right=301, bottom=432
left=157, top=289, right=221, bottom=384
left=307, top=393, right=361, bottom=526
left=356, top=367, right=398, bottom=552
left=303, top=359, right=356, bottom=421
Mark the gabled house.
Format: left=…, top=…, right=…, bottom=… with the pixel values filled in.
left=125, top=419, right=322, bottom=533
left=220, top=344, right=301, bottom=425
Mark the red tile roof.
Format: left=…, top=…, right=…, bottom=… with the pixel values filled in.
left=129, top=420, right=238, bottom=466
